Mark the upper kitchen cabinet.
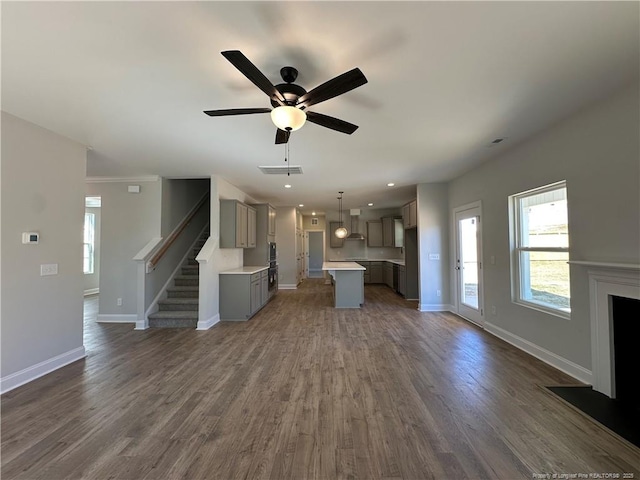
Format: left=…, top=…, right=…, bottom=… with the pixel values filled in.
left=329, top=221, right=344, bottom=248
left=220, top=199, right=257, bottom=248
left=366, top=220, right=383, bottom=247
left=402, top=200, right=417, bottom=229
left=382, top=216, right=404, bottom=247
left=244, top=204, right=276, bottom=265
left=268, top=204, right=276, bottom=237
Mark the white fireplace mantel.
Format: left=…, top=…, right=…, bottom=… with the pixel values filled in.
left=578, top=261, right=640, bottom=398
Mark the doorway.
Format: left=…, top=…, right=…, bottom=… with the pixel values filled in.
left=84, top=196, right=101, bottom=296
left=454, top=202, right=483, bottom=326
left=306, top=230, right=324, bottom=278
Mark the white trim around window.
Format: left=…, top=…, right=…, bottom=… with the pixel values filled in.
left=509, top=180, right=571, bottom=319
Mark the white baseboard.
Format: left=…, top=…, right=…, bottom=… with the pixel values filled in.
left=97, top=314, right=137, bottom=323
left=278, top=284, right=298, bottom=290
left=84, top=288, right=99, bottom=296
left=419, top=303, right=455, bottom=312
left=134, top=319, right=148, bottom=330
left=197, top=313, right=220, bottom=330
left=1, top=346, right=86, bottom=394
left=484, top=321, right=593, bottom=385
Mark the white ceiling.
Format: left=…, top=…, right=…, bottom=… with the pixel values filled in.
left=2, top=2, right=638, bottom=214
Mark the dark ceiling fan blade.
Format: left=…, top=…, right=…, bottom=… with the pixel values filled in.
left=275, top=129, right=290, bottom=144
left=297, top=68, right=368, bottom=108
left=306, top=111, right=359, bottom=134
left=203, top=108, right=271, bottom=117
left=221, top=50, right=285, bottom=105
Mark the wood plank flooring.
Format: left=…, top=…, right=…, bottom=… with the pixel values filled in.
left=2, top=280, right=639, bottom=479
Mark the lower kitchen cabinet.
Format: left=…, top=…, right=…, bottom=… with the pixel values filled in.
left=398, top=265, right=406, bottom=296
left=220, top=268, right=269, bottom=321
left=369, top=262, right=383, bottom=284
left=383, top=262, right=394, bottom=288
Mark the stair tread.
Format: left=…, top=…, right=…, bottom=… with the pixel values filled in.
left=149, top=310, right=198, bottom=319
left=175, top=274, right=199, bottom=279
left=167, top=286, right=199, bottom=291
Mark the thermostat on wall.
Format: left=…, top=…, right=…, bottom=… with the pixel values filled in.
left=22, top=232, right=39, bottom=244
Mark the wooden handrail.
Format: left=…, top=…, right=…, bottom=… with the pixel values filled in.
left=147, top=192, right=210, bottom=270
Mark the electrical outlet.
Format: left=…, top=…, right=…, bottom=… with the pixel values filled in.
left=40, top=263, right=58, bottom=276
left=429, top=253, right=440, bottom=261
left=436, top=289, right=441, bottom=297
left=491, top=305, right=497, bottom=315
left=117, top=298, right=123, bottom=306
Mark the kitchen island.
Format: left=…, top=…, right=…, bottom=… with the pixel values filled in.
left=322, top=261, right=365, bottom=308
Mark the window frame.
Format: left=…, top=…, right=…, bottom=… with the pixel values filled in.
left=509, top=180, right=571, bottom=319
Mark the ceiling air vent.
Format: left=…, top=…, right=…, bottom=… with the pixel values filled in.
left=258, top=165, right=304, bottom=175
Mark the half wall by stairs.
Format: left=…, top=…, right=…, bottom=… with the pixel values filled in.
left=148, top=230, right=208, bottom=328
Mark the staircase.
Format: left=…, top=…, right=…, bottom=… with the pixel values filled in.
left=148, top=230, right=209, bottom=328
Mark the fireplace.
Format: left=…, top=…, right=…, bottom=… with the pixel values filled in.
left=585, top=263, right=640, bottom=398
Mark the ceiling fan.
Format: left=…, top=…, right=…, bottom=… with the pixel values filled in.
left=204, top=50, right=368, bottom=144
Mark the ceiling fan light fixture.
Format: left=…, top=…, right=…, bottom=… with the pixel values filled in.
left=271, top=106, right=307, bottom=132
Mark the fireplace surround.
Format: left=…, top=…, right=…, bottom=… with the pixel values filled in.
left=573, top=261, right=640, bottom=398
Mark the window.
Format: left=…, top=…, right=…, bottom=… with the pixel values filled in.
left=83, top=212, right=95, bottom=274
left=510, top=181, right=570, bottom=317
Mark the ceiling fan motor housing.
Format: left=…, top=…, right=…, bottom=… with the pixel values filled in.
left=271, top=82, right=307, bottom=107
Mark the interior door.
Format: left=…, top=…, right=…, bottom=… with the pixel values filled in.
left=454, top=203, right=483, bottom=326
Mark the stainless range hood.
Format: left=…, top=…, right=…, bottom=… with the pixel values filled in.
left=346, top=209, right=365, bottom=240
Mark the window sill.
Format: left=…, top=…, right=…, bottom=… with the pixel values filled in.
left=513, top=299, right=571, bottom=320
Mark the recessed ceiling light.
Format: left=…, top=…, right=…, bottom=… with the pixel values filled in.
left=368, top=203, right=374, bottom=206
left=284, top=184, right=292, bottom=189
left=298, top=204, right=304, bottom=207
left=387, top=183, right=395, bottom=187
left=312, top=211, right=316, bottom=216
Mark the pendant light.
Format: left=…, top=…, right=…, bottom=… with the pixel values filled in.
left=335, top=191, right=348, bottom=239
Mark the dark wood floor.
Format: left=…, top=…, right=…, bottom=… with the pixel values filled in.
left=2, top=280, right=639, bottom=479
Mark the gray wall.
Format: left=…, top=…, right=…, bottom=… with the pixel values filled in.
left=417, top=183, right=450, bottom=309
left=161, top=178, right=210, bottom=236
left=86, top=180, right=162, bottom=317
left=83, top=205, right=101, bottom=294
left=1, top=112, right=86, bottom=380
left=447, top=84, right=640, bottom=370
left=276, top=207, right=297, bottom=287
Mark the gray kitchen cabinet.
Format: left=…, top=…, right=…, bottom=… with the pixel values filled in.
left=329, top=221, right=344, bottom=248
left=220, top=199, right=257, bottom=248
left=369, top=262, right=383, bottom=283
left=267, top=205, right=276, bottom=236
left=382, top=216, right=404, bottom=247
left=357, top=261, right=370, bottom=283
left=402, top=200, right=417, bottom=229
left=366, top=220, right=383, bottom=247
left=383, top=262, right=394, bottom=288
left=220, top=269, right=269, bottom=320
left=261, top=270, right=269, bottom=306
left=398, top=265, right=406, bottom=297
left=244, top=204, right=275, bottom=265
left=247, top=206, right=257, bottom=248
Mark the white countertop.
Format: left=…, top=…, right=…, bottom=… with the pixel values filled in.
left=219, top=266, right=269, bottom=275
left=322, top=261, right=366, bottom=271
left=326, top=259, right=405, bottom=266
